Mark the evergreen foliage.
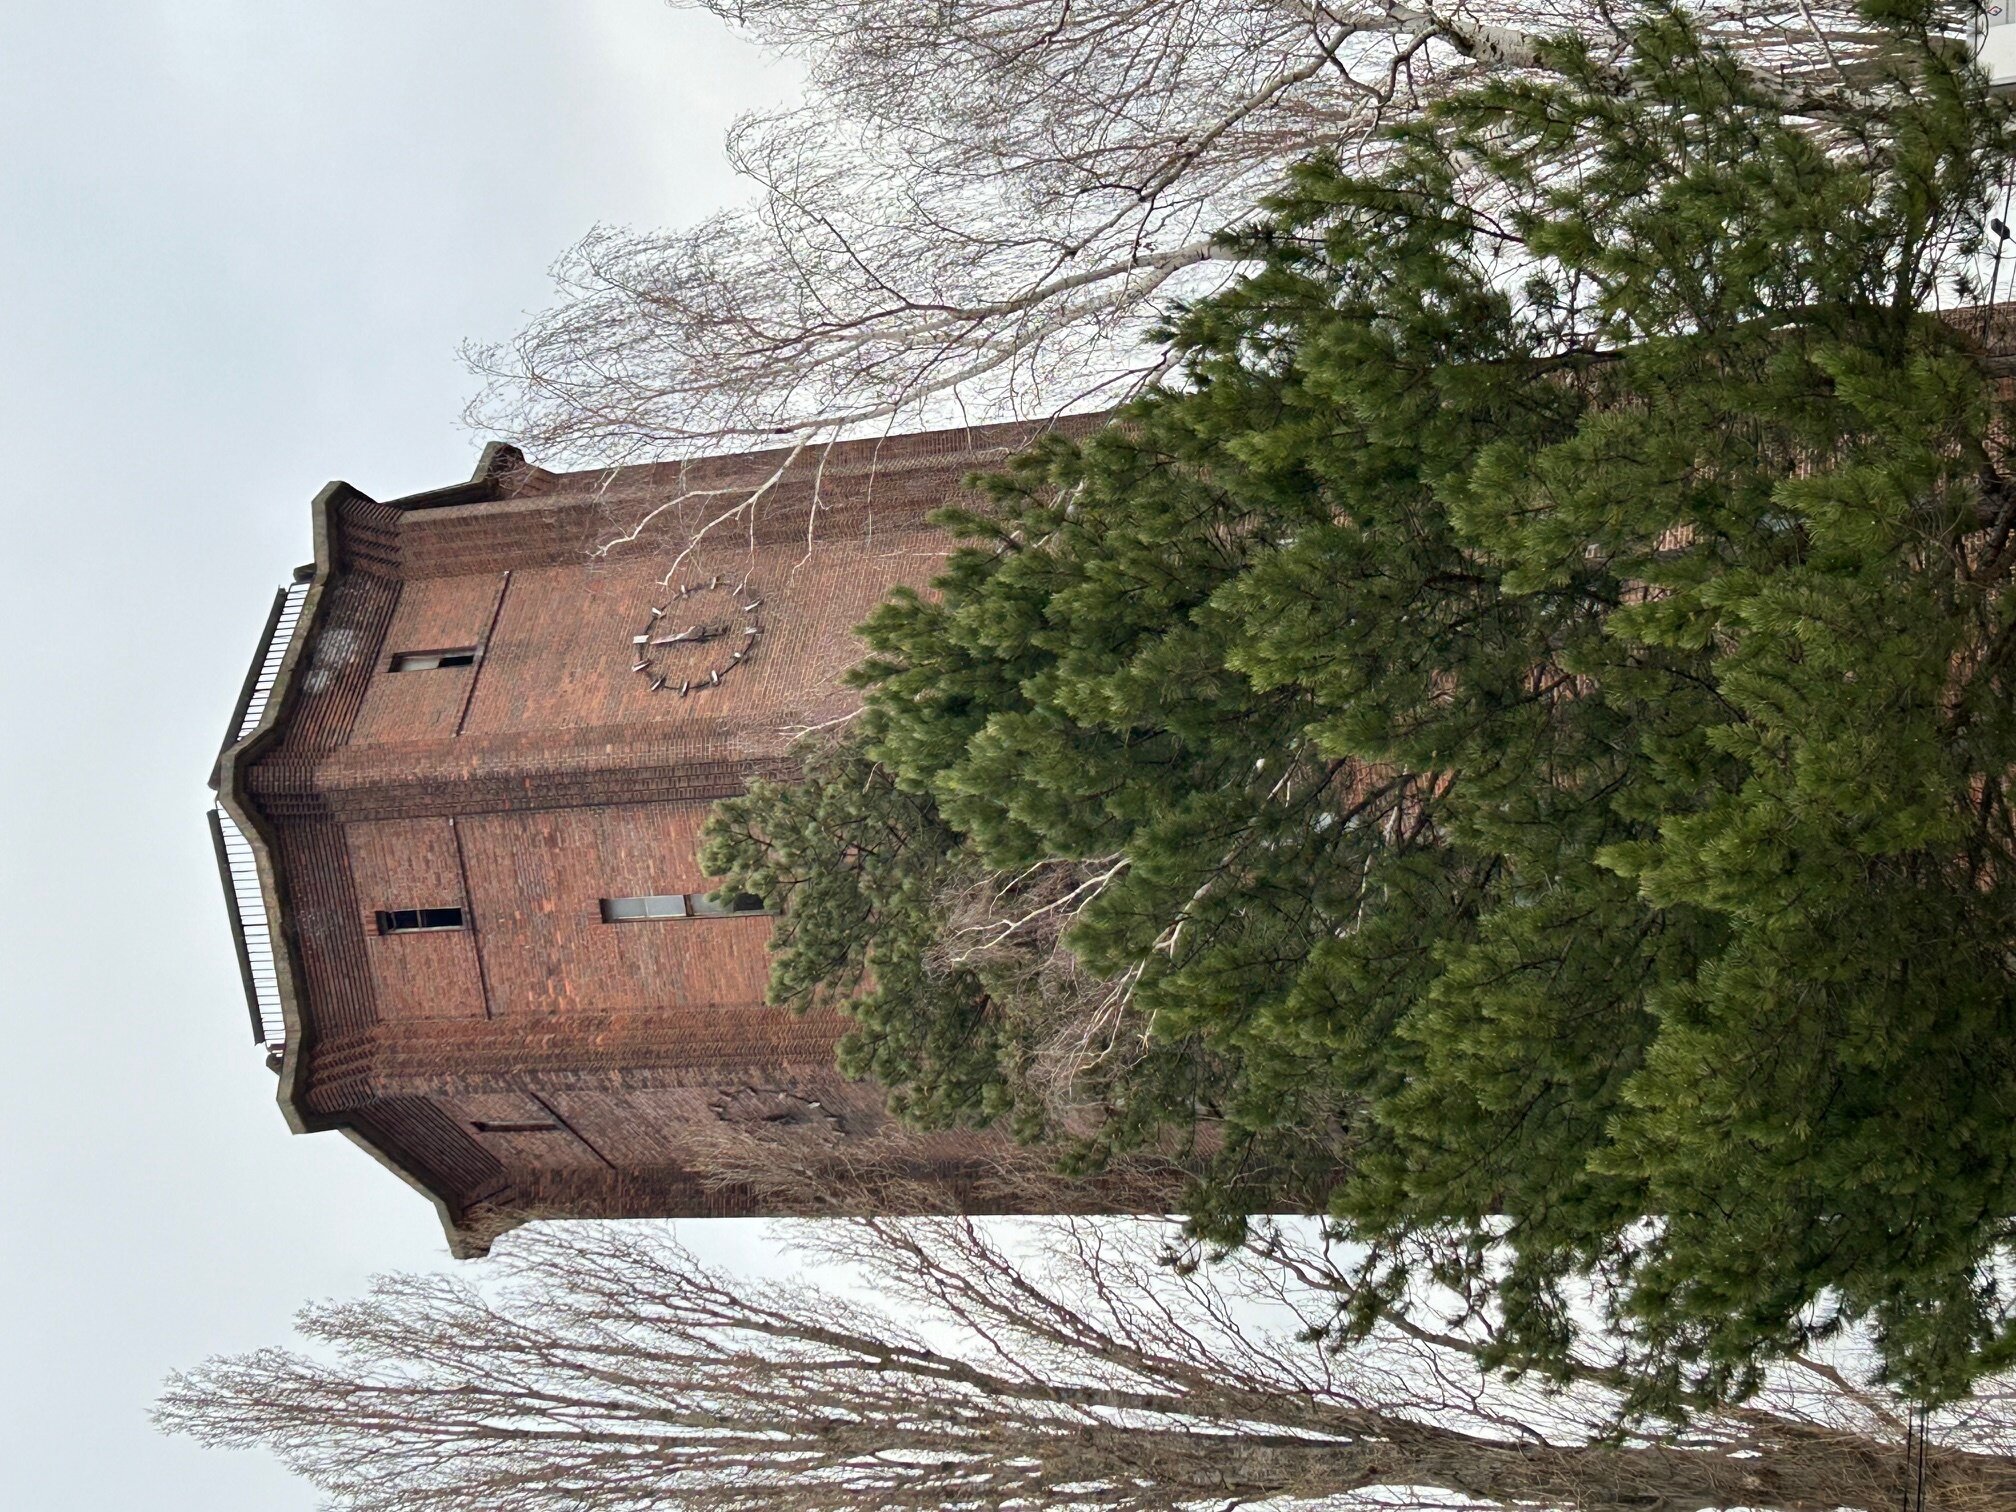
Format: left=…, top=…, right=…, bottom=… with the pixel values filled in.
left=705, top=6, right=2016, bottom=1407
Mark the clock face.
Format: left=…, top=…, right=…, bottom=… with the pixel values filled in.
left=628, top=575, right=763, bottom=695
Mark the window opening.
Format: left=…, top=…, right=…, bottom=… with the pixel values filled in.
left=471, top=1120, right=560, bottom=1134
left=601, top=892, right=772, bottom=922
left=688, top=891, right=771, bottom=918
left=601, top=894, right=688, bottom=922
left=390, top=648, right=478, bottom=672
left=377, top=907, right=466, bottom=934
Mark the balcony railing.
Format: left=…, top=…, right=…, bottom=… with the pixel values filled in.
left=228, top=577, right=310, bottom=747
left=211, top=804, right=286, bottom=1054
left=213, top=573, right=312, bottom=1058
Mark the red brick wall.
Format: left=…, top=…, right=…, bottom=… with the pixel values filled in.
left=240, top=418, right=1182, bottom=1247
left=455, top=803, right=773, bottom=1016
left=531, top=1088, right=729, bottom=1169
left=454, top=1091, right=610, bottom=1174
left=348, top=574, right=503, bottom=744
left=333, top=804, right=782, bottom=1025
left=274, top=820, right=378, bottom=1036
left=346, top=818, right=487, bottom=1021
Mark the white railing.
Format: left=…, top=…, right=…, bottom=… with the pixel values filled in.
left=214, top=574, right=311, bottom=1056
left=232, top=577, right=310, bottom=745
left=213, top=804, right=286, bottom=1053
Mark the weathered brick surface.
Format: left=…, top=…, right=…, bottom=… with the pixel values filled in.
left=346, top=818, right=488, bottom=1021
left=302, top=1010, right=850, bottom=1104
left=227, top=416, right=1180, bottom=1256
left=456, top=803, right=774, bottom=1016
left=348, top=573, right=504, bottom=744
left=456, top=541, right=936, bottom=741
left=276, top=571, right=399, bottom=754
left=456, top=1090, right=611, bottom=1173
left=347, top=1097, right=507, bottom=1207
left=539, top=1088, right=745, bottom=1170
left=274, top=821, right=378, bottom=1037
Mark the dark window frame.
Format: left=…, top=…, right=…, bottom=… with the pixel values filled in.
left=376, top=907, right=467, bottom=934
left=389, top=647, right=479, bottom=672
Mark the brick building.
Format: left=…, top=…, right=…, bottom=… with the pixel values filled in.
left=209, top=419, right=1155, bottom=1256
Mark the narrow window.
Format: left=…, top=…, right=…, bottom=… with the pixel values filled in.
left=687, top=890, right=772, bottom=918
left=390, top=647, right=478, bottom=672
left=472, top=1120, right=559, bottom=1134
left=601, top=894, right=688, bottom=922
left=601, top=892, right=772, bottom=922
left=377, top=906, right=466, bottom=934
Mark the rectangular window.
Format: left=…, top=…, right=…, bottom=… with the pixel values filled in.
left=687, top=890, right=772, bottom=918
left=601, top=894, right=688, bottom=922
left=471, top=1120, right=558, bottom=1134
left=376, top=907, right=466, bottom=934
left=390, top=647, right=478, bottom=672
left=600, top=892, right=773, bottom=922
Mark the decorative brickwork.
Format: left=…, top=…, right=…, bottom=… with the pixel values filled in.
left=212, top=418, right=1173, bottom=1256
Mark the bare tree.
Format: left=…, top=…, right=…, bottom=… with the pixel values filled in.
left=464, top=0, right=1938, bottom=466
left=157, top=1215, right=2016, bottom=1511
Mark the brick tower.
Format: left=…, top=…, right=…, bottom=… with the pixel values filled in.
left=210, top=420, right=1155, bottom=1255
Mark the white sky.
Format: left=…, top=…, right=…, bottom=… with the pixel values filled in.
left=0, top=4, right=797, bottom=1505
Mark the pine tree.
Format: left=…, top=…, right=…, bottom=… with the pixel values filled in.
left=707, top=5, right=2016, bottom=1408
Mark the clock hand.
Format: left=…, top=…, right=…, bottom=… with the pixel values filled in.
left=650, top=624, right=724, bottom=646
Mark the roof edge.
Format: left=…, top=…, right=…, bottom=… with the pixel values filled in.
left=381, top=441, right=526, bottom=512
left=210, top=584, right=293, bottom=790
left=206, top=806, right=271, bottom=1047
left=215, top=478, right=361, bottom=1134
left=334, top=1128, right=513, bottom=1259
left=212, top=466, right=529, bottom=1258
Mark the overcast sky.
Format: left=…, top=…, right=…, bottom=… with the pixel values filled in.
left=0, top=5, right=794, bottom=1505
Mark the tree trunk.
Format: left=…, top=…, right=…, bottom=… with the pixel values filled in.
left=1076, top=1426, right=2016, bottom=1512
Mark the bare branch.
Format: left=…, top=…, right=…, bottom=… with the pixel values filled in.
left=465, top=1, right=1925, bottom=468
left=157, top=1216, right=2016, bottom=1511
